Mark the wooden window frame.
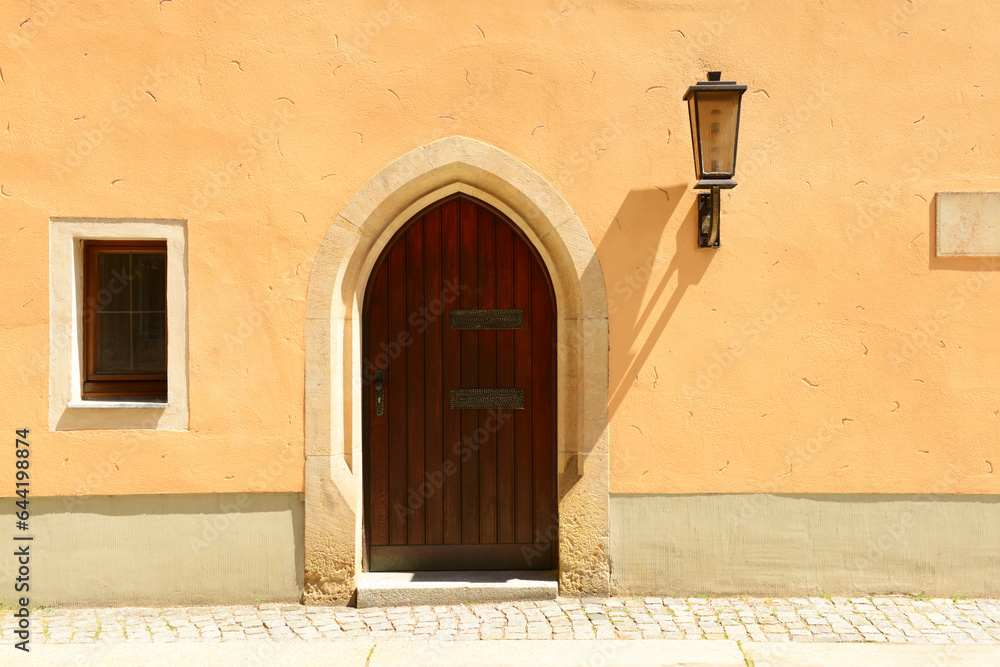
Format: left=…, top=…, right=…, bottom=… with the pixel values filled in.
left=82, top=240, right=168, bottom=399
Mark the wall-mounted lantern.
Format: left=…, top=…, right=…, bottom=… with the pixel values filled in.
left=684, top=71, right=747, bottom=247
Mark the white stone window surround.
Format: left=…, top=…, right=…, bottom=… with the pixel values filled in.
left=49, top=218, right=188, bottom=430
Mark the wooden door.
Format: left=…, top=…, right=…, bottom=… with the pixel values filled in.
left=363, top=194, right=555, bottom=571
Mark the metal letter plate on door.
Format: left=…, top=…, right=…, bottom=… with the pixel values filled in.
left=450, top=388, right=525, bottom=410
left=449, top=309, right=524, bottom=330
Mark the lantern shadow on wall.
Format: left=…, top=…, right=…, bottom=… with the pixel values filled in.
left=603, top=186, right=714, bottom=417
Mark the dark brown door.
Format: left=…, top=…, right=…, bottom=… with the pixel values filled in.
left=363, top=194, right=555, bottom=571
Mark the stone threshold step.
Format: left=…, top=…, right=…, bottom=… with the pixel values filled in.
left=357, top=570, right=558, bottom=608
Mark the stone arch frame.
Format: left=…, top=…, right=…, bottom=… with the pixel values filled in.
left=304, top=136, right=609, bottom=603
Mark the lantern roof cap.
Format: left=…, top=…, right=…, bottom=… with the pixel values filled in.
left=683, top=71, right=747, bottom=100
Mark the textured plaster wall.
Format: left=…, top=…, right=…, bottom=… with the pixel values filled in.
left=1, top=1, right=999, bottom=497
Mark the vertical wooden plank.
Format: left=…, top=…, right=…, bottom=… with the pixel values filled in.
left=459, top=198, right=480, bottom=545
left=441, top=199, right=463, bottom=545
left=477, top=209, right=497, bottom=544
left=368, top=196, right=557, bottom=567
left=494, top=220, right=515, bottom=544
left=423, top=207, right=444, bottom=546
left=513, top=236, right=534, bottom=544
left=367, top=260, right=390, bottom=547
left=406, top=219, right=426, bottom=545
left=387, top=238, right=408, bottom=546
left=531, top=258, right=555, bottom=555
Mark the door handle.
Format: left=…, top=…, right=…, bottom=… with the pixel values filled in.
left=374, top=370, right=385, bottom=416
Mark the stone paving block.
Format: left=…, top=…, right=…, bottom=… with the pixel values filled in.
left=7, top=596, right=1000, bottom=647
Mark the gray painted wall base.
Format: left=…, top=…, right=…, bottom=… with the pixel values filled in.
left=611, top=493, right=1000, bottom=597
left=0, top=493, right=303, bottom=606
left=11, top=491, right=999, bottom=605
left=357, top=571, right=558, bottom=608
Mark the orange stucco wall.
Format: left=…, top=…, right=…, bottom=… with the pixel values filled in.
left=1, top=1, right=998, bottom=496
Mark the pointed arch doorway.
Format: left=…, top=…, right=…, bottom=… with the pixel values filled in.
left=363, top=194, right=556, bottom=570
left=304, top=137, right=611, bottom=603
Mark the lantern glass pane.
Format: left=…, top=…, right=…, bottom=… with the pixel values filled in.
left=695, top=91, right=740, bottom=177
left=687, top=96, right=702, bottom=177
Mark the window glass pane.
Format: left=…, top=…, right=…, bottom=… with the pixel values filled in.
left=96, top=253, right=131, bottom=312
left=133, top=313, right=166, bottom=372
left=96, top=313, right=131, bottom=372
left=695, top=91, right=740, bottom=175
left=131, top=253, right=166, bottom=312
left=688, top=96, right=702, bottom=177
left=88, top=244, right=167, bottom=386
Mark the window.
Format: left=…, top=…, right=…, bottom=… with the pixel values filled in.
left=50, top=218, right=187, bottom=429
left=82, top=240, right=167, bottom=399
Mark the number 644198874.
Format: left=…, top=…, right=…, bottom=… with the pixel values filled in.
left=15, top=428, right=30, bottom=484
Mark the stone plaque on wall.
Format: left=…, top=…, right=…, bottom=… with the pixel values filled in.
left=936, top=192, right=1000, bottom=257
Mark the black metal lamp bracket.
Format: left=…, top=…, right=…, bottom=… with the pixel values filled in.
left=698, top=186, right=721, bottom=248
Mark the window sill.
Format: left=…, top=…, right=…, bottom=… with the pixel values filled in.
left=67, top=400, right=169, bottom=409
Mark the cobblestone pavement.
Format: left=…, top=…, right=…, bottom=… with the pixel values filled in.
left=4, top=596, right=1000, bottom=645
